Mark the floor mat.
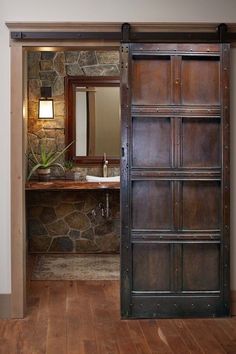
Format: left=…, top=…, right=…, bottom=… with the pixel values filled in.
left=31, top=254, right=120, bottom=280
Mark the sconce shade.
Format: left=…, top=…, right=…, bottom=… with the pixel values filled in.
left=39, top=99, right=54, bottom=119
left=38, top=86, right=54, bottom=119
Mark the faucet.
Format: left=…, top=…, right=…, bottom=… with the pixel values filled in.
left=103, top=153, right=108, bottom=177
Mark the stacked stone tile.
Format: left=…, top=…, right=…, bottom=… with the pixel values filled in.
left=27, top=190, right=120, bottom=253
left=27, top=50, right=120, bottom=253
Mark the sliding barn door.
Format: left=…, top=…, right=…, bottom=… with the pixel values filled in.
left=120, top=43, right=230, bottom=318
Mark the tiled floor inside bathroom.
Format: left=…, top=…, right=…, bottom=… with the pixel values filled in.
left=31, top=253, right=120, bottom=281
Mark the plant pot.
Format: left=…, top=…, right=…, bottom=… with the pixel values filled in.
left=37, top=168, right=51, bottom=181
left=65, top=171, right=81, bottom=180
left=65, top=170, right=75, bottom=180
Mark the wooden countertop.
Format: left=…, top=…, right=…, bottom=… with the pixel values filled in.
left=25, top=179, right=120, bottom=191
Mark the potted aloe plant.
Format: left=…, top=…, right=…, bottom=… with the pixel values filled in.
left=64, top=159, right=81, bottom=180
left=27, top=141, right=74, bottom=181
left=64, top=159, right=75, bottom=180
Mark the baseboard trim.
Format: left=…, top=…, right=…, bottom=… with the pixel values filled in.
left=0, top=294, right=11, bottom=319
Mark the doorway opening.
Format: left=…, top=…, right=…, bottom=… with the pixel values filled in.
left=15, top=42, right=120, bottom=318
left=25, top=46, right=121, bottom=305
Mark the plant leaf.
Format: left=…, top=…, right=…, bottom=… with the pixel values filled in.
left=27, top=163, right=43, bottom=181
left=41, top=143, right=47, bottom=165
left=28, top=154, right=36, bottom=165
left=45, top=151, right=59, bottom=166
left=46, top=141, right=74, bottom=166
left=28, top=140, right=39, bottom=164
left=51, top=163, right=65, bottom=173
left=46, top=149, right=57, bottom=161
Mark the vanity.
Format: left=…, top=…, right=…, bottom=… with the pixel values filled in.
left=25, top=180, right=120, bottom=191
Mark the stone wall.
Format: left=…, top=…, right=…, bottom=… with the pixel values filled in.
left=27, top=49, right=120, bottom=176
left=27, top=50, right=120, bottom=253
left=27, top=190, right=120, bottom=254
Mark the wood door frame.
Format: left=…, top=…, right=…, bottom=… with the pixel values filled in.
left=7, top=22, right=236, bottom=318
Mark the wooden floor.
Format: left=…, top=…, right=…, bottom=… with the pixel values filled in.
left=0, top=281, right=236, bottom=354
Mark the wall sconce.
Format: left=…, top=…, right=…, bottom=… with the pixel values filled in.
left=38, top=87, right=54, bottom=119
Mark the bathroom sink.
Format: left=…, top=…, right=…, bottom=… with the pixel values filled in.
left=86, top=175, right=120, bottom=182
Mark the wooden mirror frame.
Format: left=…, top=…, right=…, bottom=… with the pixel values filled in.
left=65, top=75, right=120, bottom=165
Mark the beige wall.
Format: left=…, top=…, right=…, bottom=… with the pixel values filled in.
left=1, top=0, right=236, bottom=294
left=2, top=0, right=236, bottom=22
left=95, top=87, right=120, bottom=156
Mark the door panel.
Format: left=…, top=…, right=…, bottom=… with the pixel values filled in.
left=132, top=58, right=171, bottom=105
left=133, top=243, right=171, bottom=291
left=132, top=180, right=172, bottom=230
left=182, top=181, right=221, bottom=230
left=181, top=57, right=220, bottom=105
left=121, top=43, right=230, bottom=318
left=182, top=243, right=220, bottom=291
left=181, top=118, right=221, bottom=168
left=132, top=117, right=171, bottom=167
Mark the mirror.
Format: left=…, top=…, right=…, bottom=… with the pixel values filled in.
left=66, top=76, right=120, bottom=165
left=76, top=86, right=120, bottom=156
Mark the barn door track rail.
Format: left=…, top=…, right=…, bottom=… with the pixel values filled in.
left=10, top=23, right=236, bottom=43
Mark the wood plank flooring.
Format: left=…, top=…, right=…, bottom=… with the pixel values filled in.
left=0, top=280, right=236, bottom=354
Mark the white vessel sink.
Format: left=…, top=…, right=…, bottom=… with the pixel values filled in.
left=86, top=175, right=120, bottom=182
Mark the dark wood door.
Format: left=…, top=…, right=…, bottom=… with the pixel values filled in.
left=120, top=43, right=230, bottom=318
